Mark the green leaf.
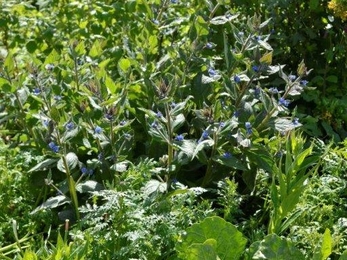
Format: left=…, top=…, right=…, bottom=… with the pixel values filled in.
left=143, top=179, right=167, bottom=197
left=249, top=234, right=304, bottom=260
left=57, top=152, right=79, bottom=173
left=118, top=58, right=131, bottom=73
left=213, top=156, right=247, bottom=171
left=76, top=180, right=104, bottom=193
left=105, top=75, right=117, bottom=93
left=184, top=242, right=218, bottom=260
left=30, top=195, right=70, bottom=214
left=89, top=40, right=103, bottom=58
left=28, top=158, right=59, bottom=173
left=313, top=229, right=332, bottom=260
left=0, top=78, right=13, bottom=93
left=4, top=53, right=15, bottom=74
left=192, top=139, right=214, bottom=159
left=177, top=216, right=247, bottom=260
left=195, top=16, right=209, bottom=36
left=26, top=40, right=38, bottom=53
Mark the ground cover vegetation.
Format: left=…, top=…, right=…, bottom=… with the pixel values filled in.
left=1, top=0, right=347, bottom=259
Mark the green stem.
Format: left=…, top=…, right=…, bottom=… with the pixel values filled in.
left=201, top=131, right=218, bottom=187
left=165, top=102, right=173, bottom=174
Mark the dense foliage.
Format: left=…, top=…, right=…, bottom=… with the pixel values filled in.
left=1, top=0, right=347, bottom=259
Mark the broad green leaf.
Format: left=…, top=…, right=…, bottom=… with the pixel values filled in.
left=89, top=40, right=103, bottom=58
left=76, top=180, right=104, bottom=193
left=339, top=250, right=347, bottom=260
left=192, top=139, right=214, bottom=159
left=313, top=229, right=332, bottom=260
left=30, top=195, right=70, bottom=214
left=4, top=53, right=15, bottom=73
left=0, top=78, right=13, bottom=93
left=118, top=58, right=131, bottom=73
left=105, top=75, right=117, bottom=93
left=214, top=156, right=247, bottom=171
left=249, top=234, right=304, bottom=260
left=28, top=158, right=59, bottom=173
left=143, top=179, right=167, bottom=197
left=23, top=250, right=38, bottom=260
left=57, top=152, right=79, bottom=173
left=184, top=242, right=218, bottom=260
left=177, top=216, right=247, bottom=260
left=195, top=16, right=209, bottom=36
left=172, top=113, right=185, bottom=132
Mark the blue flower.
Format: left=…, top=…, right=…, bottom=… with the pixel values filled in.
left=152, top=19, right=159, bottom=25
left=43, top=120, right=50, bottom=127
left=156, top=111, right=163, bottom=118
left=234, top=75, right=241, bottom=83
left=254, top=87, right=260, bottom=97
left=175, top=134, right=184, bottom=141
left=48, top=142, right=59, bottom=153
left=245, top=122, right=252, bottom=134
left=54, top=95, right=62, bottom=101
left=300, top=80, right=308, bottom=86
left=269, top=87, right=279, bottom=94
left=219, top=122, right=225, bottom=128
left=65, top=122, right=74, bottom=131
left=120, top=120, right=126, bottom=126
left=289, top=74, right=297, bottom=81
left=105, top=113, right=113, bottom=121
left=254, top=35, right=261, bottom=41
left=95, top=126, right=103, bottom=134
left=252, top=65, right=260, bottom=72
left=151, top=121, right=158, bottom=128
left=202, top=130, right=209, bottom=139
left=33, top=88, right=41, bottom=95
left=293, top=117, right=299, bottom=125
left=223, top=152, right=232, bottom=159
left=45, top=64, right=55, bottom=71
left=81, top=167, right=88, bottom=174
left=278, top=97, right=290, bottom=107
left=233, top=111, right=240, bottom=118
left=170, top=102, right=176, bottom=108
left=208, top=67, right=217, bottom=77
left=171, top=0, right=178, bottom=3
left=205, top=42, right=213, bottom=49
left=98, top=152, right=104, bottom=161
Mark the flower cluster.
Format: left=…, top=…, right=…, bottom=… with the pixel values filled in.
left=48, top=142, right=59, bottom=153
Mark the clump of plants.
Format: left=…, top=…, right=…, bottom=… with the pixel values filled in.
left=1, top=0, right=347, bottom=259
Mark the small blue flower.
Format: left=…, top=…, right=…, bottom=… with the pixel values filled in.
left=105, top=113, right=113, bottom=121
left=81, top=167, right=88, bottom=174
left=54, top=95, right=62, bottom=101
left=208, top=67, right=217, bottom=77
left=175, top=134, right=184, bottom=141
left=278, top=97, right=290, bottom=107
left=223, top=152, right=232, bottom=159
left=95, top=126, right=103, bottom=134
left=170, top=102, right=176, bottom=108
left=45, top=64, right=55, bottom=71
left=98, top=152, right=104, bottom=161
left=289, top=74, right=297, bottom=81
left=300, top=80, right=308, bottom=86
left=33, top=88, right=41, bottom=95
left=65, top=122, right=74, bottom=131
left=269, top=87, right=279, bottom=94
left=43, top=120, right=50, bottom=127
left=254, top=87, right=260, bottom=97
left=156, top=111, right=163, bottom=118
left=245, top=122, right=252, bottom=134
left=254, top=35, right=261, bottom=41
left=120, top=120, right=126, bottom=126
left=205, top=42, right=213, bottom=49
left=293, top=117, right=299, bottom=125
left=151, top=121, right=158, bottom=128
left=202, top=130, right=209, bottom=139
left=152, top=19, right=159, bottom=25
left=219, top=122, right=225, bottom=128
left=233, top=111, right=240, bottom=118
left=171, top=0, right=178, bottom=3
left=48, top=142, right=59, bottom=153
left=234, top=75, right=241, bottom=83
left=252, top=65, right=260, bottom=72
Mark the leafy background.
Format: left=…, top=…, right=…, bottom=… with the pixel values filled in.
left=1, top=0, right=347, bottom=259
